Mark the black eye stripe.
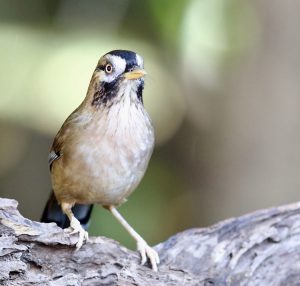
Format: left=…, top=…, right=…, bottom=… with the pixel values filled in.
left=96, top=50, right=141, bottom=73
left=96, top=64, right=114, bottom=73
left=95, top=63, right=115, bottom=73
left=96, top=64, right=105, bottom=71
left=97, top=62, right=136, bottom=73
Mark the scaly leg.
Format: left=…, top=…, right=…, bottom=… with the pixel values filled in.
left=108, top=206, right=160, bottom=271
left=61, top=202, right=89, bottom=249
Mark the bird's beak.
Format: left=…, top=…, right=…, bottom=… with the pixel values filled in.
left=124, top=69, right=147, bottom=80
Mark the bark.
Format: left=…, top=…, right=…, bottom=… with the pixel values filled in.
left=0, top=198, right=299, bottom=285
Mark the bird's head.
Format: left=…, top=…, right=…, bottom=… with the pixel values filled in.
left=88, top=50, right=146, bottom=107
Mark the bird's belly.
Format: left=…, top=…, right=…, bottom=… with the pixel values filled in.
left=82, top=152, right=144, bottom=205
left=54, top=136, right=152, bottom=206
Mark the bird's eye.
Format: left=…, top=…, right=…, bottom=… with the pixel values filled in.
left=105, top=64, right=113, bottom=74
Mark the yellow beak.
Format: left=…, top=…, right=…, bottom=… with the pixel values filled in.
left=124, top=69, right=147, bottom=80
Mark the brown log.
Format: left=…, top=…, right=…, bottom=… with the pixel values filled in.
left=0, top=197, right=299, bottom=285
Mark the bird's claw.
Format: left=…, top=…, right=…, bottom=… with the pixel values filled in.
left=69, top=218, right=89, bottom=249
left=137, top=240, right=160, bottom=272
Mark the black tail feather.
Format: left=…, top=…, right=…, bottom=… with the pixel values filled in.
left=41, top=191, right=93, bottom=230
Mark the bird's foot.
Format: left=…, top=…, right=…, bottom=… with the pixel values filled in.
left=137, top=240, right=160, bottom=272
left=69, top=218, right=89, bottom=249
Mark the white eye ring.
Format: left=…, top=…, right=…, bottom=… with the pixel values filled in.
left=105, top=63, right=113, bottom=74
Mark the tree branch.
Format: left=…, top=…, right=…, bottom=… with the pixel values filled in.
left=1, top=197, right=299, bottom=285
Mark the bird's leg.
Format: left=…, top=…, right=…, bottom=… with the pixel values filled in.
left=107, top=205, right=160, bottom=271
left=61, top=202, right=89, bottom=249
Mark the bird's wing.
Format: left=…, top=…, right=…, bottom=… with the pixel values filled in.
left=48, top=107, right=85, bottom=171
left=48, top=149, right=61, bottom=171
left=48, top=128, right=64, bottom=171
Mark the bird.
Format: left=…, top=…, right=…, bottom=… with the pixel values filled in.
left=41, top=50, right=159, bottom=271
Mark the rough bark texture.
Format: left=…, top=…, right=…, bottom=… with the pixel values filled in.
left=0, top=198, right=299, bottom=285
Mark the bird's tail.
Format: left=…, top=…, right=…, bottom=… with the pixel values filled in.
left=41, top=191, right=93, bottom=230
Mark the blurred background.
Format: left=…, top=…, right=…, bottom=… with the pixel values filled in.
left=0, top=0, right=299, bottom=248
